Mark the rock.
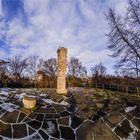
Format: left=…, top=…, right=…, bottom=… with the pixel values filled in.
left=93, top=120, right=119, bottom=140
left=132, top=118, right=140, bottom=129
left=60, top=111, right=70, bottom=117
left=28, top=126, right=36, bottom=135
left=13, top=124, right=27, bottom=138
left=93, top=96, right=106, bottom=109
left=38, top=130, right=49, bottom=139
left=76, top=120, right=94, bottom=140
left=114, top=119, right=133, bottom=139
left=70, top=115, right=83, bottom=129
left=91, top=114, right=100, bottom=122
left=76, top=119, right=119, bottom=140
left=96, top=102, right=105, bottom=109
left=82, top=106, right=89, bottom=112
left=27, top=120, right=42, bottom=130
left=0, top=122, right=12, bottom=138
left=119, top=109, right=134, bottom=120
left=107, top=103, right=124, bottom=113
left=59, top=126, right=75, bottom=140
left=104, top=113, right=123, bottom=128
left=136, top=131, right=140, bottom=140
left=57, top=117, right=69, bottom=126
left=1, top=110, right=19, bottom=123
left=131, top=107, right=140, bottom=118
left=36, top=114, right=44, bottom=122
left=42, top=120, right=60, bottom=139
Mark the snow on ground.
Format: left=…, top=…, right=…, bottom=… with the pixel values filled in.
left=42, top=99, right=59, bottom=104
left=62, top=95, right=68, bottom=100
left=123, top=132, right=136, bottom=140
left=19, top=93, right=27, bottom=99
left=60, top=100, right=70, bottom=106
left=125, top=106, right=137, bottom=113
left=40, top=93, right=47, bottom=97
left=45, top=121, right=56, bottom=135
left=0, top=88, right=10, bottom=96
left=42, top=98, right=70, bottom=106
left=123, top=120, right=138, bottom=140
left=0, top=103, right=19, bottom=112
left=0, top=96, right=7, bottom=101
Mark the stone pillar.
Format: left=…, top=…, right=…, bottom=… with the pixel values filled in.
left=57, top=47, right=67, bottom=94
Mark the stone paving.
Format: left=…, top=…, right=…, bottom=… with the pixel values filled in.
left=0, top=88, right=140, bottom=140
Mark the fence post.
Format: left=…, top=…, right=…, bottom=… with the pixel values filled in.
left=137, top=87, right=139, bottom=96
left=117, top=85, right=119, bottom=92
left=126, top=86, right=128, bottom=95
left=110, top=84, right=111, bottom=91
left=95, top=83, right=97, bottom=89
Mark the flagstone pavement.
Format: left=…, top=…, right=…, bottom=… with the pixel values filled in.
left=0, top=88, right=140, bottom=140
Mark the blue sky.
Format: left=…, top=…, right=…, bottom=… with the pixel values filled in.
left=0, top=0, right=128, bottom=74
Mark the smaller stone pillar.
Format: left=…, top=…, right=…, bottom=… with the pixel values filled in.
left=23, top=96, right=36, bottom=109
left=57, top=47, right=67, bottom=94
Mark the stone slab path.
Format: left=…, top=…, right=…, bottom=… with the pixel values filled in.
left=0, top=88, right=140, bottom=140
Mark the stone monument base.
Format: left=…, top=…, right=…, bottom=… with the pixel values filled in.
left=23, top=96, right=36, bottom=109
left=56, top=89, right=67, bottom=95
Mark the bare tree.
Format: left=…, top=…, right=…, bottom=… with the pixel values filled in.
left=106, top=0, right=140, bottom=80
left=40, top=58, right=57, bottom=87
left=0, top=61, right=9, bottom=86
left=68, top=57, right=87, bottom=78
left=28, top=55, right=39, bottom=87
left=68, top=57, right=87, bottom=87
left=37, top=58, right=45, bottom=71
left=43, top=58, right=57, bottom=79
left=0, top=60, right=9, bottom=76
left=7, top=56, right=29, bottom=82
left=90, top=62, right=106, bottom=83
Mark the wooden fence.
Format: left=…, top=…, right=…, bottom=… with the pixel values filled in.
left=86, top=83, right=140, bottom=95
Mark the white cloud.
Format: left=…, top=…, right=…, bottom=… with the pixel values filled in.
left=78, top=50, right=110, bottom=63
left=106, top=0, right=128, bottom=14
left=0, top=48, right=6, bottom=57
left=0, top=0, right=128, bottom=74
left=0, top=0, right=2, bottom=16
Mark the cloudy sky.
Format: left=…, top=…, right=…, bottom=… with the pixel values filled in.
left=0, top=0, right=128, bottom=74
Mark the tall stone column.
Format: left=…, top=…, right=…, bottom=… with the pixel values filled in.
left=57, top=47, right=67, bottom=94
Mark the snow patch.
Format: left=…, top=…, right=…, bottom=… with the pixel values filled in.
left=40, top=93, right=47, bottom=97
left=42, top=99, right=58, bottom=104
left=0, top=103, right=19, bottom=112
left=0, top=91, right=9, bottom=96
left=0, top=88, right=10, bottom=96
left=45, top=121, right=56, bottom=135
left=62, top=95, right=68, bottom=100
left=123, top=131, right=136, bottom=140
left=60, top=100, right=70, bottom=106
left=0, top=96, right=7, bottom=101
left=123, top=120, right=137, bottom=140
left=125, top=106, right=137, bottom=113
left=19, top=93, right=27, bottom=99
left=41, top=105, right=47, bottom=108
left=43, top=98, right=70, bottom=106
